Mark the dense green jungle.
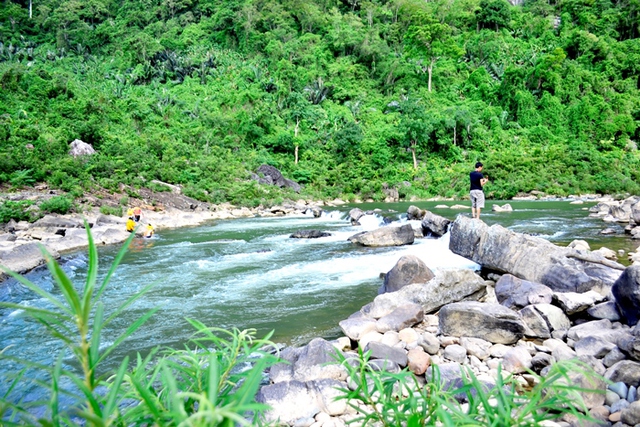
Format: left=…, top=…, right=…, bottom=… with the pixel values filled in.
left=1, top=0, right=640, bottom=211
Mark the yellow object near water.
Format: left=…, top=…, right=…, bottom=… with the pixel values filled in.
left=126, top=218, right=135, bottom=232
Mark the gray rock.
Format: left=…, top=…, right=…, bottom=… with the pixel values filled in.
left=365, top=341, right=408, bottom=367
left=551, top=341, right=578, bottom=362
left=420, top=211, right=451, bottom=237
left=69, top=139, right=95, bottom=157
left=439, top=302, right=526, bottom=345
left=407, top=205, right=425, bottom=221
left=629, top=385, right=637, bottom=403
left=290, top=230, right=332, bottom=239
left=459, top=337, right=492, bottom=360
left=605, top=360, right=640, bottom=385
left=425, top=362, right=464, bottom=391
left=587, top=301, right=621, bottom=321
left=269, top=339, right=346, bottom=384
left=283, top=178, right=301, bottom=193
left=502, top=346, right=533, bottom=373
left=338, top=317, right=377, bottom=341
left=348, top=208, right=365, bottom=225
left=0, top=242, right=61, bottom=280
left=420, top=332, right=441, bottom=355
left=449, top=215, right=623, bottom=293
left=531, top=352, right=554, bottom=372
left=603, top=347, right=627, bottom=367
left=567, top=320, right=613, bottom=342
left=553, top=291, right=605, bottom=315
left=568, top=369, right=606, bottom=409
left=0, top=233, right=17, bottom=242
left=574, top=336, right=617, bottom=358
left=535, top=304, right=571, bottom=332
left=348, top=224, right=415, bottom=247
left=379, top=255, right=434, bottom=294
left=568, top=240, right=591, bottom=251
left=492, top=203, right=513, bottom=212
left=257, top=164, right=287, bottom=187
left=369, top=269, right=487, bottom=318
left=520, top=305, right=551, bottom=339
left=620, top=400, right=640, bottom=425
left=495, top=274, right=553, bottom=309
left=612, top=265, right=640, bottom=325
left=443, top=344, right=467, bottom=364
left=376, top=303, right=424, bottom=333
left=606, top=389, right=622, bottom=406
left=611, top=398, right=630, bottom=414
left=32, top=214, right=85, bottom=228
left=257, top=381, right=321, bottom=424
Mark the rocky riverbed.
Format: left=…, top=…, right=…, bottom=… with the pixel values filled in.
left=256, top=209, right=640, bottom=427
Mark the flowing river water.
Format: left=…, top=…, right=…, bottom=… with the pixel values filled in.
left=1, top=199, right=638, bottom=402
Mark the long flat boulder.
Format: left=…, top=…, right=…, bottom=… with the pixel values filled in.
left=448, top=215, right=623, bottom=293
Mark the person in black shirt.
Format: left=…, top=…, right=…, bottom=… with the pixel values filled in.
left=470, top=162, right=489, bottom=219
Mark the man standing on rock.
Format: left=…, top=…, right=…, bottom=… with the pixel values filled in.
left=470, top=162, right=489, bottom=219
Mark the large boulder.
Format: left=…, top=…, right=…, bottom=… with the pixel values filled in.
left=69, top=139, right=96, bottom=157
left=612, top=265, right=640, bottom=326
left=449, top=215, right=623, bottom=293
left=439, top=301, right=526, bottom=345
left=0, top=242, right=60, bottom=280
left=348, top=208, right=365, bottom=225
left=421, top=211, right=451, bottom=237
left=256, top=164, right=286, bottom=187
left=369, top=269, right=488, bottom=318
left=348, top=224, right=414, bottom=247
left=380, top=255, right=434, bottom=294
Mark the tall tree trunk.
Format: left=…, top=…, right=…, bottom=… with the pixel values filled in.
left=453, top=124, right=457, bottom=146
left=428, top=58, right=435, bottom=92
left=294, top=117, right=300, bottom=165
left=29, top=0, right=33, bottom=19
left=411, top=141, right=418, bottom=170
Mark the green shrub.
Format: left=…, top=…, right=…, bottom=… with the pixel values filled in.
left=39, top=195, right=73, bottom=214
left=100, top=205, right=122, bottom=216
left=335, top=348, right=601, bottom=426
left=0, top=200, right=34, bottom=223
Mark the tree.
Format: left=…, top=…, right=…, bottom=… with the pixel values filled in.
left=405, top=11, right=460, bottom=92
left=476, top=0, right=512, bottom=31
left=396, top=98, right=432, bottom=170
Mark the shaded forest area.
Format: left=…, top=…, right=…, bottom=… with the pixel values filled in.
left=1, top=0, right=640, bottom=206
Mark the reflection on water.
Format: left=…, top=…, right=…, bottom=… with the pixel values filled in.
left=0, top=200, right=637, bottom=401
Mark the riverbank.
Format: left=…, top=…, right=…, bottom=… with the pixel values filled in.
left=0, top=184, right=336, bottom=280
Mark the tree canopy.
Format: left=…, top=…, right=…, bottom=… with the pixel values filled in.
left=0, top=0, right=639, bottom=205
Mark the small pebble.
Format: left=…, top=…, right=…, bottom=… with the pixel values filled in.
left=609, top=411, right=621, bottom=422
left=606, top=389, right=622, bottom=406
left=628, top=385, right=637, bottom=403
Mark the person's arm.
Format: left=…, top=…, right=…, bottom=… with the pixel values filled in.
left=481, top=175, right=489, bottom=186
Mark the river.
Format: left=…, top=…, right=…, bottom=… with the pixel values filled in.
left=0, top=199, right=637, bottom=401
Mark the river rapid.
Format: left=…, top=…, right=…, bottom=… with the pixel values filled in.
left=1, top=199, right=638, bottom=401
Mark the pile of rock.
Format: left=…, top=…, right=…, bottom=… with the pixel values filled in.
left=257, top=214, right=640, bottom=427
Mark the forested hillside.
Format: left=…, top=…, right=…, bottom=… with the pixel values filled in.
left=1, top=0, right=639, bottom=206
